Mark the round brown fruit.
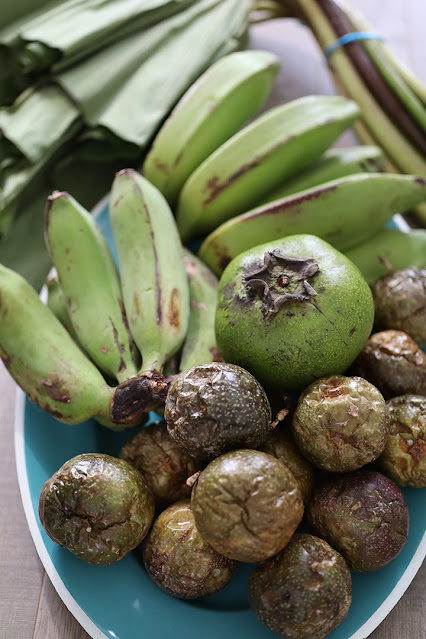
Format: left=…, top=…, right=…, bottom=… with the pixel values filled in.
left=378, top=394, right=426, bottom=487
left=165, top=362, right=272, bottom=460
left=306, top=470, right=409, bottom=572
left=143, top=500, right=237, bottom=599
left=120, top=420, right=203, bottom=505
left=39, top=453, right=155, bottom=565
left=191, top=449, right=303, bottom=563
left=292, top=375, right=390, bottom=472
left=248, top=533, right=352, bottom=639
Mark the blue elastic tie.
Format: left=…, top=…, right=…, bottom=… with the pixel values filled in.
left=325, top=31, right=384, bottom=58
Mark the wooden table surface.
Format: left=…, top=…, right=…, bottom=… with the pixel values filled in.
left=0, top=2, right=425, bottom=638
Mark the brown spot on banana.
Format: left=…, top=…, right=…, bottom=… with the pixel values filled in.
left=203, top=157, right=260, bottom=207
left=168, top=288, right=181, bottom=329
left=41, top=377, right=71, bottom=403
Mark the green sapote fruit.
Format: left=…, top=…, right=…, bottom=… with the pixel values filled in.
left=215, top=235, right=374, bottom=391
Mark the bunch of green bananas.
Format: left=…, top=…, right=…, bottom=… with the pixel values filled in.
left=0, top=171, right=221, bottom=428
left=1, top=49, right=426, bottom=429
left=142, top=50, right=426, bottom=281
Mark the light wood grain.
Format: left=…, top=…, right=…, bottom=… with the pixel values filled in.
left=1, top=1, right=425, bottom=638
left=0, top=364, right=44, bottom=639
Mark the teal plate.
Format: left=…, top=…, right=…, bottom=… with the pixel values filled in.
left=15, top=200, right=426, bottom=639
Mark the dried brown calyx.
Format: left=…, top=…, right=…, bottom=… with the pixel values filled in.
left=243, top=251, right=320, bottom=315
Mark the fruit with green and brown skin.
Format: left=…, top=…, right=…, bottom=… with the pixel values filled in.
left=191, top=449, right=303, bottom=563
left=306, top=470, right=409, bottom=572
left=215, top=234, right=375, bottom=391
left=258, top=423, right=315, bottom=504
left=165, top=362, right=273, bottom=460
left=378, top=395, right=426, bottom=487
left=143, top=500, right=238, bottom=599
left=39, top=453, right=155, bottom=566
left=248, top=534, right=352, bottom=639
left=372, top=267, right=426, bottom=348
left=350, top=330, right=426, bottom=399
left=120, top=421, right=203, bottom=506
left=292, top=375, right=390, bottom=472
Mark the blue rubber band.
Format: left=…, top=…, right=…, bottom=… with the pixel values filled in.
left=325, top=31, right=384, bottom=58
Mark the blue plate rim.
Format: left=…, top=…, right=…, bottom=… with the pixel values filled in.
left=13, top=199, right=425, bottom=639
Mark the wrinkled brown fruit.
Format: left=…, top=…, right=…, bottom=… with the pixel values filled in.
left=350, top=330, right=426, bottom=399
left=143, top=501, right=238, bottom=599
left=307, top=470, right=409, bottom=572
left=191, top=449, right=303, bottom=563
left=120, top=420, right=203, bottom=505
left=165, top=362, right=272, bottom=460
left=248, top=534, right=352, bottom=639
left=378, top=394, right=426, bottom=487
left=372, top=267, right=426, bottom=348
left=258, top=423, right=315, bottom=504
left=292, top=375, right=390, bottom=472
left=39, top=453, right=155, bottom=565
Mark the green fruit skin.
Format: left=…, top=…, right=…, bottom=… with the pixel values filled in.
left=215, top=235, right=375, bottom=391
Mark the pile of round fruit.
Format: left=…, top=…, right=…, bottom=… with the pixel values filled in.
left=38, top=239, right=426, bottom=639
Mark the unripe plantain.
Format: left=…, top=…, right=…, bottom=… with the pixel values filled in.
left=344, top=228, right=426, bottom=285
left=0, top=263, right=114, bottom=424
left=142, top=49, right=280, bottom=206
left=179, top=249, right=222, bottom=371
left=176, top=95, right=360, bottom=242
left=257, top=145, right=384, bottom=205
left=109, top=169, right=189, bottom=374
left=199, top=173, right=426, bottom=276
left=45, top=191, right=139, bottom=383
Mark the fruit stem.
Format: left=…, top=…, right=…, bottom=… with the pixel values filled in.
left=110, top=371, right=173, bottom=423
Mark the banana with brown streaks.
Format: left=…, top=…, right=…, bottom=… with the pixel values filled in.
left=45, top=191, right=139, bottom=383
left=109, top=169, right=189, bottom=375
left=198, top=173, right=426, bottom=276
left=176, top=95, right=360, bottom=242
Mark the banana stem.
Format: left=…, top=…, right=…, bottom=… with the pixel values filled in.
left=335, top=0, right=426, bottom=108
left=335, top=0, right=426, bottom=132
left=317, top=0, right=426, bottom=153
left=292, top=0, right=426, bottom=180
left=110, top=371, right=172, bottom=423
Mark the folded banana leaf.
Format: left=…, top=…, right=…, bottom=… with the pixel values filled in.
left=0, top=0, right=54, bottom=30
left=0, top=0, right=251, bottom=289
left=0, top=0, right=199, bottom=104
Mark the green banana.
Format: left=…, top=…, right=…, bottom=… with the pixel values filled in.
left=142, top=49, right=281, bottom=207
left=45, top=191, right=139, bottom=384
left=176, top=95, right=360, bottom=242
left=46, top=270, right=80, bottom=343
left=109, top=169, right=189, bottom=374
left=344, top=228, right=426, bottom=285
left=179, top=248, right=222, bottom=371
left=198, top=173, right=426, bottom=276
left=257, top=145, right=384, bottom=205
left=0, top=262, right=114, bottom=425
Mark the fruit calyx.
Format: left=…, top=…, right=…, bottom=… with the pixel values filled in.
left=243, top=251, right=319, bottom=315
